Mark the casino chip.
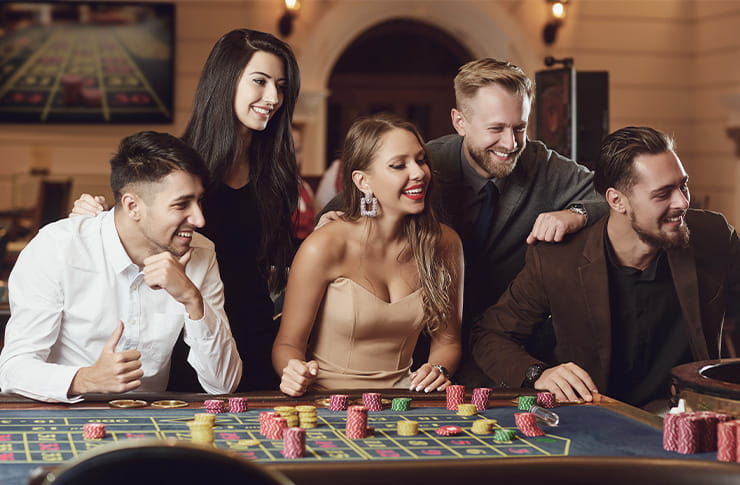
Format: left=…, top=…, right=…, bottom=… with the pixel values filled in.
left=391, top=397, right=412, bottom=411
left=83, top=422, right=106, bottom=440
left=435, top=425, right=463, bottom=436
left=363, top=392, right=383, bottom=411
left=228, top=397, right=248, bottom=413
left=204, top=399, right=226, bottom=414
left=397, top=420, right=418, bottom=436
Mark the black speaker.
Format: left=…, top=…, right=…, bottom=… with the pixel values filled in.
left=576, top=71, right=609, bottom=170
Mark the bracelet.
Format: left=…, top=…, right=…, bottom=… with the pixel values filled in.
left=432, top=364, right=451, bottom=380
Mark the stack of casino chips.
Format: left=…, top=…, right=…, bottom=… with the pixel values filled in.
left=397, top=420, right=419, bottom=436
left=274, top=406, right=300, bottom=428
left=363, top=392, right=383, bottom=411
left=517, top=395, right=537, bottom=411
left=494, top=428, right=517, bottom=442
left=446, top=385, right=465, bottom=410
left=282, top=427, right=306, bottom=458
left=296, top=405, right=318, bottom=428
left=456, top=403, right=478, bottom=416
left=345, top=405, right=369, bottom=439
left=228, top=397, right=248, bottom=413
left=536, top=392, right=557, bottom=408
left=471, top=419, right=494, bottom=435
left=663, top=411, right=733, bottom=455
left=259, top=411, right=280, bottom=437
left=391, top=397, right=412, bottom=411
left=471, top=387, right=492, bottom=411
left=329, top=394, right=350, bottom=411
left=83, top=422, right=106, bottom=440
left=194, top=413, right=216, bottom=426
left=264, top=416, right=289, bottom=440
left=204, top=399, right=226, bottom=414
left=187, top=420, right=214, bottom=445
left=515, top=412, right=545, bottom=437
left=717, top=420, right=740, bottom=462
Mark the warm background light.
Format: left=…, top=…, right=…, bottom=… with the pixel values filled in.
left=285, top=0, right=300, bottom=12
left=551, top=2, right=566, bottom=19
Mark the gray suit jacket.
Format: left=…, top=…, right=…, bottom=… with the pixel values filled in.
left=471, top=210, right=740, bottom=392
left=427, top=134, right=606, bottom=330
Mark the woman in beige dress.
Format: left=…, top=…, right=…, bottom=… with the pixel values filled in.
left=273, top=115, right=463, bottom=397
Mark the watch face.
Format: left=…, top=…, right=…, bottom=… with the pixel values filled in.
left=526, top=364, right=545, bottom=381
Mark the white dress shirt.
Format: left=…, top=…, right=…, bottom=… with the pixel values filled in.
left=0, top=209, right=242, bottom=402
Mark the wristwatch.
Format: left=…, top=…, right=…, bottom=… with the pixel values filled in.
left=523, top=363, right=548, bottom=388
left=432, top=364, right=451, bottom=380
left=568, top=204, right=588, bottom=225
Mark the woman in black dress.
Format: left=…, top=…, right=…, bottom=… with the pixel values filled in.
left=71, top=29, right=301, bottom=391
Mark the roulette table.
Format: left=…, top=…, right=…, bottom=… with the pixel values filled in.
left=0, top=389, right=736, bottom=485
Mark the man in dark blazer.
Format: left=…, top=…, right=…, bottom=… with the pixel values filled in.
left=471, top=126, right=740, bottom=408
left=422, top=59, right=607, bottom=385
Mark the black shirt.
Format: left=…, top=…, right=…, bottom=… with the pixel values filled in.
left=168, top=183, right=279, bottom=392
left=605, top=237, right=692, bottom=407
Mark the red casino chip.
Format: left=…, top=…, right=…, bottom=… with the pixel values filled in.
left=83, top=422, right=106, bottom=440
left=435, top=425, right=463, bottom=436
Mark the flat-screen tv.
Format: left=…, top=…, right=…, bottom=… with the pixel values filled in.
left=0, top=1, right=174, bottom=123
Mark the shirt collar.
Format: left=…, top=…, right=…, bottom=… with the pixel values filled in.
left=459, top=142, right=501, bottom=195
left=102, top=208, right=138, bottom=274
left=604, top=228, right=665, bottom=281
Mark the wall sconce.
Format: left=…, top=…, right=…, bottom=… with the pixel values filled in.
left=543, top=0, right=569, bottom=45
left=278, top=0, right=301, bottom=37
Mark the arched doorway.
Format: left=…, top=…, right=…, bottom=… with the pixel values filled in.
left=325, top=19, right=473, bottom=165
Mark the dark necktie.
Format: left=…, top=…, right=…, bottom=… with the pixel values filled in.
left=472, top=181, right=499, bottom=253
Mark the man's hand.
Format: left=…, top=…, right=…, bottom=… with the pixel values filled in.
left=142, top=249, right=203, bottom=319
left=409, top=363, right=452, bottom=392
left=314, top=211, right=344, bottom=231
left=279, top=359, right=318, bottom=397
left=69, top=194, right=109, bottom=218
left=526, top=209, right=587, bottom=245
left=534, top=362, right=599, bottom=403
left=68, top=320, right=143, bottom=396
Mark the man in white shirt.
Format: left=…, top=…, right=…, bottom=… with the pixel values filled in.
left=0, top=131, right=242, bottom=402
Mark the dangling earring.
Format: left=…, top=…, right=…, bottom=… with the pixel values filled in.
left=360, top=192, right=378, bottom=217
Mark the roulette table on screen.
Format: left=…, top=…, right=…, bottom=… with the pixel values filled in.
left=0, top=20, right=172, bottom=123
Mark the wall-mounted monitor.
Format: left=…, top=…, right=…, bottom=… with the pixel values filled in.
left=0, top=1, right=174, bottom=123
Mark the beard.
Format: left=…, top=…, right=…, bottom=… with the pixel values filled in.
left=630, top=211, right=690, bottom=250
left=466, top=143, right=523, bottom=179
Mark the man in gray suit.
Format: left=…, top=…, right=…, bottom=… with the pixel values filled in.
left=423, top=59, right=606, bottom=385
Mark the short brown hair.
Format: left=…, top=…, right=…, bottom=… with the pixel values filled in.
left=454, top=58, right=533, bottom=113
left=595, top=126, right=675, bottom=195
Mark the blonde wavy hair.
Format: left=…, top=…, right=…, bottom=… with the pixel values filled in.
left=340, top=114, right=454, bottom=334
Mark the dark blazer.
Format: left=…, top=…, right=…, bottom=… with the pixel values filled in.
left=471, top=210, right=740, bottom=391
left=427, top=135, right=606, bottom=331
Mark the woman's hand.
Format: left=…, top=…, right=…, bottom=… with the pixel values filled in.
left=314, top=210, right=343, bottom=231
left=409, top=363, right=452, bottom=393
left=69, top=194, right=109, bottom=217
left=279, top=359, right=319, bottom=397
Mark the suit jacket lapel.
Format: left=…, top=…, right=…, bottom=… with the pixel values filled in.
left=578, top=218, right=613, bottom=382
left=667, top=247, right=709, bottom=359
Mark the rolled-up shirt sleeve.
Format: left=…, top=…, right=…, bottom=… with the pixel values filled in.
left=182, top=242, right=242, bottom=393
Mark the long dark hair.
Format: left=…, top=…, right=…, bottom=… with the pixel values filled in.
left=182, top=29, right=300, bottom=290
left=340, top=115, right=453, bottom=334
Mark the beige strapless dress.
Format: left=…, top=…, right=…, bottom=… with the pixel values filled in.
left=309, top=277, right=424, bottom=390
